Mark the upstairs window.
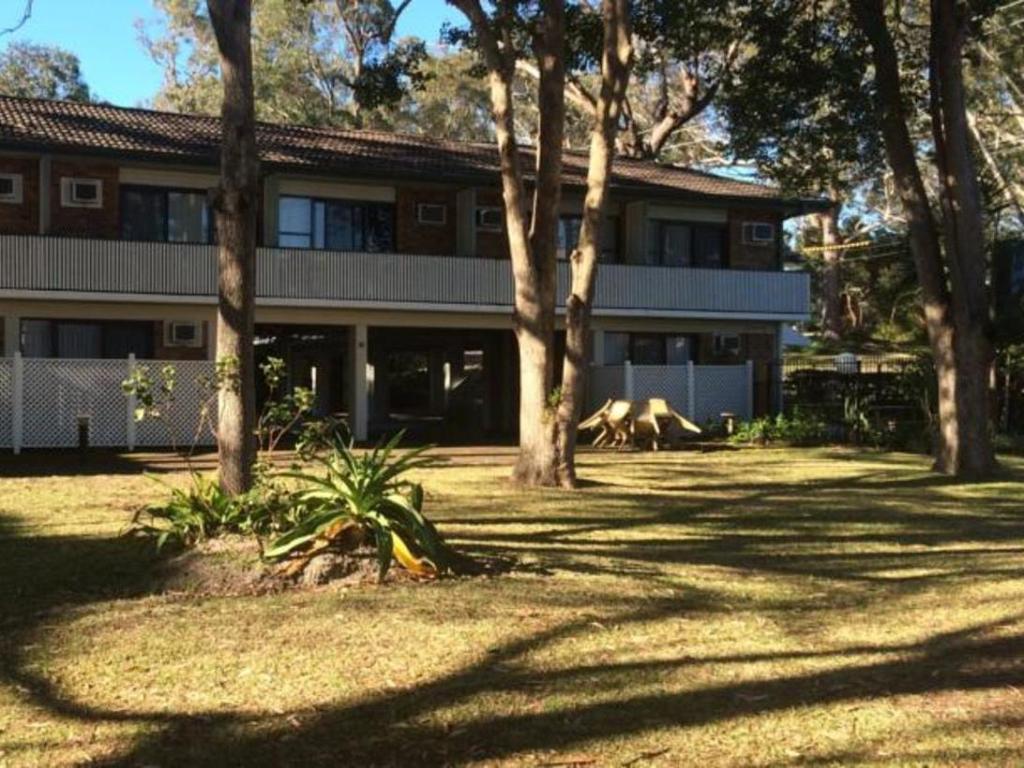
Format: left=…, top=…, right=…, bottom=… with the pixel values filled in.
left=557, top=214, right=619, bottom=261
left=0, top=173, right=23, bottom=204
left=278, top=196, right=395, bottom=252
left=120, top=185, right=213, bottom=243
left=646, top=221, right=727, bottom=268
left=604, top=332, right=694, bottom=365
left=61, top=177, right=103, bottom=208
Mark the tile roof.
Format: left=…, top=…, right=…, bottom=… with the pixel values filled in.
left=0, top=95, right=826, bottom=213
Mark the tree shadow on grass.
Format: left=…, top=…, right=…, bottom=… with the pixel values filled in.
left=85, top=610, right=1024, bottom=766
left=2, top=452, right=1024, bottom=765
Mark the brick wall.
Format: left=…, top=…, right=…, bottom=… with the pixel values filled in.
left=728, top=209, right=782, bottom=271
left=0, top=156, right=39, bottom=234
left=50, top=160, right=119, bottom=238
left=395, top=186, right=457, bottom=255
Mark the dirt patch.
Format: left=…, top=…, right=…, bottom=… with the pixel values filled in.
left=152, top=536, right=512, bottom=597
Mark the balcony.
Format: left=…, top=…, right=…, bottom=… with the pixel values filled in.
left=0, top=235, right=810, bottom=320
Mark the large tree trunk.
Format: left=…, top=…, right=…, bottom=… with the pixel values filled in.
left=850, top=0, right=960, bottom=474
left=449, top=0, right=565, bottom=486
left=554, top=0, right=633, bottom=487
left=819, top=203, right=843, bottom=341
left=208, top=0, right=259, bottom=495
left=930, top=0, right=996, bottom=478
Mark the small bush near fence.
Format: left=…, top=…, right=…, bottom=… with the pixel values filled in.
left=730, top=355, right=938, bottom=452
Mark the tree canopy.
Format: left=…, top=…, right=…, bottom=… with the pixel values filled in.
left=0, top=41, right=91, bottom=101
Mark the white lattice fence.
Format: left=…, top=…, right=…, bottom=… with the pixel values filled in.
left=22, top=358, right=129, bottom=448
left=693, top=364, right=753, bottom=423
left=1, top=356, right=217, bottom=451
left=632, top=365, right=689, bottom=413
left=0, top=358, right=11, bottom=448
left=134, top=360, right=218, bottom=448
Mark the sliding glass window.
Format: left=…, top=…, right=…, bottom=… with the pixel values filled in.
left=278, top=196, right=395, bottom=252
left=120, top=186, right=213, bottom=243
left=646, top=221, right=727, bottom=268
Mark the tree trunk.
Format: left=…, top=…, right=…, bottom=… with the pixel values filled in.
left=930, top=0, right=996, bottom=478
left=449, top=0, right=565, bottom=486
left=819, top=203, right=843, bottom=341
left=849, top=0, right=961, bottom=474
left=554, top=0, right=633, bottom=487
left=208, top=0, right=259, bottom=495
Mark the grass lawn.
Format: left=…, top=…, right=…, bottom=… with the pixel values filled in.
left=2, top=447, right=1024, bottom=767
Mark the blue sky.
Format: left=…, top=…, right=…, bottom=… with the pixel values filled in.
left=0, top=0, right=461, bottom=107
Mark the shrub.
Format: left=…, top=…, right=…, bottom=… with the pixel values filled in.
left=264, top=431, right=471, bottom=580
left=729, top=411, right=830, bottom=447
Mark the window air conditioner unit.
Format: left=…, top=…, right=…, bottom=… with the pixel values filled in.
left=742, top=222, right=775, bottom=246
left=61, top=177, right=103, bottom=208
left=165, top=321, right=203, bottom=348
left=476, top=206, right=503, bottom=231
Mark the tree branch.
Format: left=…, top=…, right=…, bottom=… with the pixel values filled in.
left=0, top=0, right=32, bottom=36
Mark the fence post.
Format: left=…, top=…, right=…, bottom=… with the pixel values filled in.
left=125, top=353, right=137, bottom=452
left=686, top=360, right=696, bottom=418
left=11, top=352, right=22, bottom=455
left=623, top=360, right=634, bottom=400
left=746, top=359, right=755, bottom=420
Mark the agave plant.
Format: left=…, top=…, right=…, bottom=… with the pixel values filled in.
left=264, top=432, right=466, bottom=580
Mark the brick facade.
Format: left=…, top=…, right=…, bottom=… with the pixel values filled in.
left=728, top=209, right=783, bottom=271
left=50, top=160, right=119, bottom=238
left=0, top=156, right=39, bottom=235
left=395, top=186, right=457, bottom=256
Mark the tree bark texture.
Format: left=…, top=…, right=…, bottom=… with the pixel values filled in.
left=208, top=0, right=259, bottom=495
left=850, top=0, right=994, bottom=478
left=819, top=204, right=843, bottom=341
left=554, top=0, right=633, bottom=487
left=449, top=0, right=565, bottom=485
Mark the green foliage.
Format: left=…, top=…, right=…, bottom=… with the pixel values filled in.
left=264, top=431, right=460, bottom=580
left=129, top=473, right=264, bottom=551
left=729, top=411, right=831, bottom=447
left=0, top=41, right=91, bottom=101
left=142, top=0, right=429, bottom=128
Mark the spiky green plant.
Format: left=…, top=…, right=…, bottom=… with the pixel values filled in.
left=264, top=431, right=469, bottom=579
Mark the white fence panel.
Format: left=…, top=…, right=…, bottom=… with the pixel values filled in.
left=0, top=357, right=217, bottom=450
left=632, top=365, right=689, bottom=412
left=134, top=360, right=218, bottom=448
left=0, top=358, right=11, bottom=448
left=693, top=364, right=752, bottom=423
left=21, top=358, right=129, bottom=448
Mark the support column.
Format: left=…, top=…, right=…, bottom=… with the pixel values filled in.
left=347, top=324, right=368, bottom=442
left=3, top=315, right=20, bottom=357
left=206, top=320, right=218, bottom=361
left=38, top=155, right=51, bottom=234
left=428, top=348, right=447, bottom=414
left=591, top=329, right=605, bottom=366
left=773, top=323, right=785, bottom=414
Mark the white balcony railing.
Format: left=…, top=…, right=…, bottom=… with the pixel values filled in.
left=0, top=235, right=810, bottom=318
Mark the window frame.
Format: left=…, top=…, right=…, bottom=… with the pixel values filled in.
left=416, top=202, right=447, bottom=226
left=741, top=221, right=776, bottom=246
left=61, top=177, right=104, bottom=208
left=277, top=194, right=396, bottom=252
left=119, top=184, right=214, bottom=244
left=647, top=219, right=729, bottom=268
left=0, top=172, right=23, bottom=204
left=475, top=206, right=503, bottom=232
